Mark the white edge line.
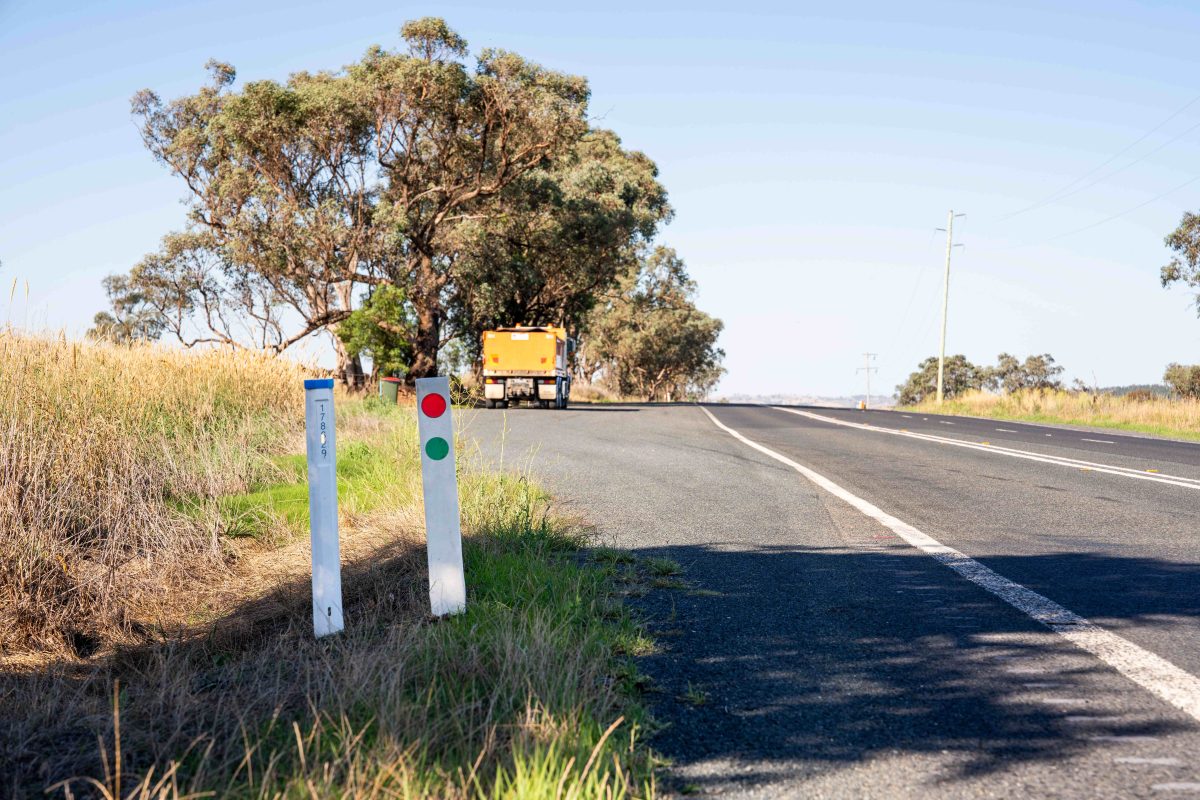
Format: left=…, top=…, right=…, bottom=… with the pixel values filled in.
left=775, top=406, right=1200, bottom=490
left=698, top=405, right=1200, bottom=723
left=1081, top=438, right=1116, bottom=444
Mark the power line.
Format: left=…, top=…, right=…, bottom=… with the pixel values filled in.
left=1000, top=91, right=1200, bottom=222
left=1032, top=116, right=1200, bottom=211
left=1014, top=172, right=1200, bottom=249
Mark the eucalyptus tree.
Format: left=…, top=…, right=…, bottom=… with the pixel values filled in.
left=580, top=247, right=725, bottom=401
left=86, top=274, right=166, bottom=344
left=122, top=230, right=296, bottom=351
left=896, top=355, right=983, bottom=405
left=352, top=18, right=591, bottom=378
left=1164, top=363, right=1200, bottom=399
left=983, top=353, right=1065, bottom=393
left=131, top=61, right=380, bottom=381
left=448, top=129, right=671, bottom=354
left=1162, top=211, right=1200, bottom=314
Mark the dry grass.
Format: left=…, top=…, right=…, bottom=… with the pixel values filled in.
left=908, top=389, right=1200, bottom=441
left=565, top=383, right=626, bottom=404
left=0, top=333, right=659, bottom=798
left=0, top=332, right=307, bottom=657
left=2, top=446, right=657, bottom=799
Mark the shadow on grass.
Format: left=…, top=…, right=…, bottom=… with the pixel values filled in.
left=0, top=532, right=431, bottom=798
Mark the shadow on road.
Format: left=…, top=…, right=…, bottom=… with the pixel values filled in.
left=626, top=542, right=1199, bottom=791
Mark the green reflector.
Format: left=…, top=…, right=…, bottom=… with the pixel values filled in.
left=425, top=436, right=450, bottom=461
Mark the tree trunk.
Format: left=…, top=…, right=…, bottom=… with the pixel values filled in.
left=331, top=332, right=365, bottom=390
left=409, top=253, right=442, bottom=381
left=410, top=303, right=440, bottom=381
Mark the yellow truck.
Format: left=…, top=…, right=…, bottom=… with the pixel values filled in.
left=481, top=326, right=574, bottom=409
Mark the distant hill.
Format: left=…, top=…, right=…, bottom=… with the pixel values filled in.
left=1098, top=384, right=1170, bottom=397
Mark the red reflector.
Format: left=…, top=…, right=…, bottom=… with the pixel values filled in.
left=540, top=357, right=547, bottom=363
left=421, top=393, right=447, bottom=418
left=491, top=356, right=499, bottom=363
left=484, top=378, right=496, bottom=384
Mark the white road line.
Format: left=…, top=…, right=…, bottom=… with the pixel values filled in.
left=1082, top=438, right=1117, bottom=444
left=939, top=421, right=956, bottom=425
left=996, top=428, right=1019, bottom=433
left=699, top=406, right=1200, bottom=724
left=774, top=407, right=1200, bottom=491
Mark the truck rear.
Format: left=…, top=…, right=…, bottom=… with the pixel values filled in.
left=481, top=326, right=573, bottom=409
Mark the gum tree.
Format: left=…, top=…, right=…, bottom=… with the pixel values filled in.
left=1163, top=211, right=1200, bottom=313
left=131, top=61, right=380, bottom=382
left=354, top=18, right=590, bottom=378
left=580, top=247, right=725, bottom=401
left=448, top=129, right=671, bottom=354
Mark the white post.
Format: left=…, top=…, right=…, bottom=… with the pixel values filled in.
left=415, top=377, right=467, bottom=616
left=304, top=378, right=344, bottom=637
left=936, top=209, right=955, bottom=405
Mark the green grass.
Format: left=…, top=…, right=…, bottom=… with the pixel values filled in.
left=218, top=414, right=421, bottom=538
left=642, top=557, right=682, bottom=577
left=678, top=683, right=710, bottom=707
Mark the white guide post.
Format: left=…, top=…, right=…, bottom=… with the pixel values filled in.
left=304, top=378, right=344, bottom=637
left=415, top=377, right=467, bottom=616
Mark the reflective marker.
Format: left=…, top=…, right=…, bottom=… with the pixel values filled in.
left=304, top=378, right=344, bottom=637
left=421, top=392, right=447, bottom=418
left=425, top=437, right=450, bottom=460
left=415, top=377, right=466, bottom=616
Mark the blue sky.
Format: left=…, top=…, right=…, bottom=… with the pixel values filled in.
left=3, top=0, right=1200, bottom=396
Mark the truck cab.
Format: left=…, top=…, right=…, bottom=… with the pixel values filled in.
left=481, top=326, right=574, bottom=409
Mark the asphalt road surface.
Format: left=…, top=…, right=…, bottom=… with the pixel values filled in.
left=462, top=403, right=1200, bottom=798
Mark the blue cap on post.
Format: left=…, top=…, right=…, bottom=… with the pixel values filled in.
left=304, top=378, right=335, bottom=390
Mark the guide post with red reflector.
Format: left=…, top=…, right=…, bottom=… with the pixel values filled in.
left=415, top=377, right=467, bottom=616
left=304, top=378, right=344, bottom=637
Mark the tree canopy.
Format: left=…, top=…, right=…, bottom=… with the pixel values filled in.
left=897, top=352, right=1067, bottom=405
left=1164, top=363, right=1200, bottom=399
left=983, top=353, right=1064, bottom=393
left=579, top=247, right=724, bottom=401
left=1162, top=211, right=1200, bottom=314
left=896, top=355, right=983, bottom=406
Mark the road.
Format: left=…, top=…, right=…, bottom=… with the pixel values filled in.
left=462, top=403, right=1200, bottom=798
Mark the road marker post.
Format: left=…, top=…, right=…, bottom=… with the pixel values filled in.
left=415, top=377, right=467, bottom=616
left=304, top=378, right=344, bottom=637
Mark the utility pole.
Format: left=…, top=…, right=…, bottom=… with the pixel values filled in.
left=936, top=210, right=965, bottom=405
left=857, top=353, right=877, bottom=408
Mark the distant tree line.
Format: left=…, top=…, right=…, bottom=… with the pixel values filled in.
left=89, top=18, right=724, bottom=397
left=896, top=353, right=1064, bottom=406
left=897, top=353, right=1200, bottom=405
